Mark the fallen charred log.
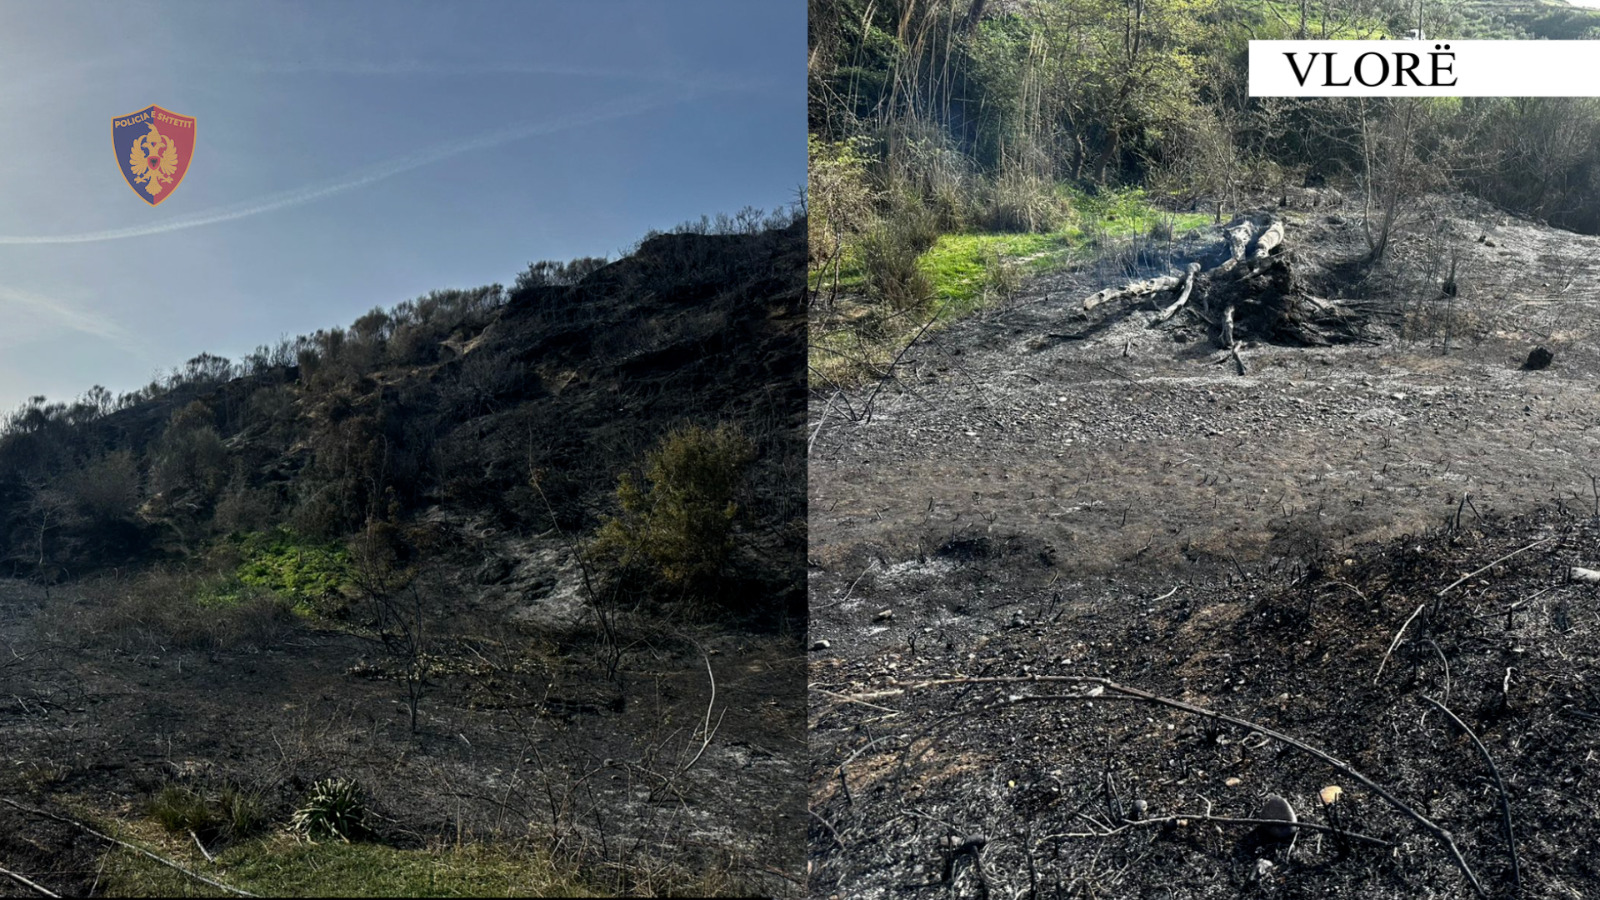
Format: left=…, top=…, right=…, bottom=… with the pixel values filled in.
left=1079, top=214, right=1391, bottom=356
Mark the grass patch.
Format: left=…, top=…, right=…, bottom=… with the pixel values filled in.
left=100, top=827, right=605, bottom=898
left=918, top=231, right=1067, bottom=310
left=810, top=187, right=1211, bottom=387
left=97, top=806, right=753, bottom=897
left=807, top=248, right=866, bottom=296
left=149, top=785, right=267, bottom=846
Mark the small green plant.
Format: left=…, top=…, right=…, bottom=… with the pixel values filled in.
left=150, top=786, right=219, bottom=836
left=290, top=777, right=369, bottom=843
left=149, top=784, right=265, bottom=844
left=219, top=786, right=268, bottom=839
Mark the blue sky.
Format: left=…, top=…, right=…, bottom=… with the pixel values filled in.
left=0, top=0, right=803, bottom=412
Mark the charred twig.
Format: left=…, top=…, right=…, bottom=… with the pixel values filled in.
left=862, top=314, right=938, bottom=425
left=1147, top=586, right=1180, bottom=604
left=809, top=808, right=845, bottom=851
left=872, top=675, right=1487, bottom=896
left=1437, top=537, right=1556, bottom=597
left=190, top=829, right=215, bottom=864
left=1422, top=696, right=1520, bottom=894
left=835, top=733, right=900, bottom=806
left=815, top=562, right=876, bottom=611
left=1423, top=638, right=1451, bottom=705
left=1323, top=580, right=1368, bottom=603
left=648, top=641, right=725, bottom=802
left=0, top=799, right=256, bottom=897
left=808, top=389, right=845, bottom=456
left=811, top=686, right=901, bottom=715
left=937, top=834, right=990, bottom=898
left=1374, top=603, right=1426, bottom=684
left=1042, top=812, right=1392, bottom=847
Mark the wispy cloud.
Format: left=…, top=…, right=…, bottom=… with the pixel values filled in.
left=0, top=285, right=130, bottom=345
left=229, top=59, right=675, bottom=80
left=223, top=59, right=760, bottom=96
left=0, top=88, right=691, bottom=246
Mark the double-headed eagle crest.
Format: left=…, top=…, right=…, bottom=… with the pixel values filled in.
left=127, top=123, right=180, bottom=195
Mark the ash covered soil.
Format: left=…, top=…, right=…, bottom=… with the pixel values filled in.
left=808, top=195, right=1600, bottom=899
left=0, top=569, right=806, bottom=896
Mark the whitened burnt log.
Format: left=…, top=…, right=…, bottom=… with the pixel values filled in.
left=1571, top=567, right=1600, bottom=584
left=1083, top=273, right=1184, bottom=311
left=1252, top=219, right=1285, bottom=258
left=1152, top=263, right=1203, bottom=324
left=1224, top=217, right=1258, bottom=261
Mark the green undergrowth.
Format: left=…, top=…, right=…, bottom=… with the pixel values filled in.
left=100, top=827, right=604, bottom=898
left=1247, top=0, right=1390, bottom=39
left=199, top=527, right=353, bottom=616
left=93, top=806, right=751, bottom=898
left=810, top=188, right=1210, bottom=387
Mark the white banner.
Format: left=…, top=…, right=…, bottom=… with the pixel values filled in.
left=1249, top=40, right=1600, bottom=97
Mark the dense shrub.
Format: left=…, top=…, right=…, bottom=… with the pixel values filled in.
left=982, top=169, right=1069, bottom=233
left=592, top=424, right=756, bottom=599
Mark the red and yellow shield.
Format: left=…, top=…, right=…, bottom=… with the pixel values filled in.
left=112, top=104, right=196, bottom=206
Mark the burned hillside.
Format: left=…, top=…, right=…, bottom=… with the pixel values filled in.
left=0, top=215, right=808, bottom=897
left=0, top=217, right=807, bottom=620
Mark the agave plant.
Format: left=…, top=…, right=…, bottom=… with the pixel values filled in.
left=289, top=777, right=368, bottom=843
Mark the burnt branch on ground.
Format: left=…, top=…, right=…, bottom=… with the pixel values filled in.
left=809, top=506, right=1600, bottom=900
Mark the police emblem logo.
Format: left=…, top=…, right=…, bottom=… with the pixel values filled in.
left=112, top=105, right=196, bottom=206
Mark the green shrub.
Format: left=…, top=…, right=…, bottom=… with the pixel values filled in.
left=593, top=424, right=755, bottom=597
left=290, top=777, right=369, bottom=843
left=219, top=786, right=268, bottom=839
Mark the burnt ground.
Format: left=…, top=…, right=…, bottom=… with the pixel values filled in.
left=808, top=194, right=1600, bottom=899
left=0, top=566, right=806, bottom=896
